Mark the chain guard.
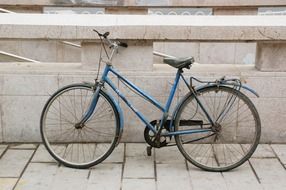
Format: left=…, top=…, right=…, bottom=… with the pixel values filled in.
left=144, top=120, right=172, bottom=148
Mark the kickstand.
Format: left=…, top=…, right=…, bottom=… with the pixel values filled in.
left=146, top=146, right=152, bottom=156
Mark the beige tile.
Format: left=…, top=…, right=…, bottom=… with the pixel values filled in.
left=271, top=144, right=286, bottom=165
left=0, top=178, right=18, bottom=190
left=156, top=163, right=191, bottom=190
left=250, top=158, right=286, bottom=190
left=15, top=163, right=58, bottom=190
left=88, top=164, right=122, bottom=190
left=126, top=143, right=150, bottom=157
left=50, top=166, right=89, bottom=190
left=122, top=179, right=156, bottom=190
left=188, top=163, right=228, bottom=190
left=223, top=162, right=262, bottom=190
left=0, top=149, right=34, bottom=177
left=156, top=146, right=185, bottom=164
left=124, top=156, right=154, bottom=178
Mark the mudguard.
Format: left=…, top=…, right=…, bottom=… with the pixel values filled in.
left=168, top=83, right=259, bottom=132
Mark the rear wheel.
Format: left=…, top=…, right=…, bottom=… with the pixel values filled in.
left=174, top=86, right=261, bottom=172
left=40, top=84, right=120, bottom=169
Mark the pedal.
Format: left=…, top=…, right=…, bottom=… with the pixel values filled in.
left=146, top=146, right=152, bottom=156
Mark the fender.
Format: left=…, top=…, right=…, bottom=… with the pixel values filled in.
left=194, top=83, right=259, bottom=98
left=83, top=82, right=124, bottom=143
left=168, top=83, right=259, bottom=132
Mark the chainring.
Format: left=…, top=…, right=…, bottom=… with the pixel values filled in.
left=144, top=120, right=171, bottom=148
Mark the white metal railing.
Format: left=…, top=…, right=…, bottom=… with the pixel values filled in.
left=60, top=41, right=81, bottom=48
left=0, top=51, right=40, bottom=63
left=153, top=51, right=176, bottom=59
left=0, top=8, right=15, bottom=13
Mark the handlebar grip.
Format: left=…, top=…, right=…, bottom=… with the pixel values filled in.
left=103, top=32, right=110, bottom=38
left=93, top=29, right=110, bottom=38
left=118, top=41, right=128, bottom=48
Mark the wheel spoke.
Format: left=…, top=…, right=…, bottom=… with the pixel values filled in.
left=175, top=86, right=260, bottom=171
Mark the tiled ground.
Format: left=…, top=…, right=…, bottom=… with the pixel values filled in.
left=0, top=143, right=285, bottom=190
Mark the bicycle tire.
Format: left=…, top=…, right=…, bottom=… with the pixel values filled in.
left=174, top=85, right=261, bottom=172
left=40, top=83, right=120, bottom=169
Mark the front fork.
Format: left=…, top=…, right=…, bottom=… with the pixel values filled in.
left=75, top=82, right=102, bottom=127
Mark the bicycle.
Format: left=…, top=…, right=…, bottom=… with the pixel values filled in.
left=40, top=30, right=261, bottom=172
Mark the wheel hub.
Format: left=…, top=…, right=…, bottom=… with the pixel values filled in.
left=74, top=123, right=84, bottom=129
left=211, top=122, right=222, bottom=133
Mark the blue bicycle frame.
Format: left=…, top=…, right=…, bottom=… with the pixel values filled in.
left=80, top=64, right=213, bottom=137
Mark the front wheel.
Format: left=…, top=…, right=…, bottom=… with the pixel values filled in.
left=174, top=86, right=261, bottom=172
left=40, top=84, right=121, bottom=169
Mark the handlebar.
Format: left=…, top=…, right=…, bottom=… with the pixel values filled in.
left=93, top=29, right=128, bottom=48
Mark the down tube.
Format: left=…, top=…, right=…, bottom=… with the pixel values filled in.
left=104, top=77, right=157, bottom=133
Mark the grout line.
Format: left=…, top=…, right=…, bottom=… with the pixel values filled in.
left=240, top=144, right=261, bottom=184
left=124, top=177, right=155, bottom=179
left=269, top=144, right=286, bottom=170
left=119, top=143, right=126, bottom=190
left=0, top=145, right=9, bottom=159
left=247, top=159, right=261, bottom=184
left=9, top=148, right=37, bottom=150
left=220, top=171, right=229, bottom=189
left=30, top=161, right=58, bottom=164
left=12, top=145, right=39, bottom=190
left=154, top=148, right=158, bottom=190
left=101, top=161, right=124, bottom=164
left=185, top=159, right=194, bottom=190
left=87, top=169, right=92, bottom=180
left=153, top=148, right=157, bottom=181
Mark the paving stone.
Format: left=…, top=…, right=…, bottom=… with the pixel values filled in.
left=101, top=143, right=124, bottom=163
left=182, top=144, right=245, bottom=167
left=223, top=162, right=262, bottom=190
left=243, top=144, right=276, bottom=158
left=156, top=163, right=191, bottom=190
left=0, top=145, right=7, bottom=156
left=122, top=179, right=156, bottom=190
left=155, top=146, right=185, bottom=164
left=64, top=143, right=96, bottom=164
left=87, top=164, right=122, bottom=190
left=271, top=144, right=286, bottom=165
left=32, top=144, right=65, bottom=163
left=50, top=166, right=89, bottom=190
left=14, top=163, right=58, bottom=190
left=188, top=163, right=227, bottom=190
left=126, top=143, right=149, bottom=157
left=250, top=158, right=286, bottom=190
left=124, top=157, right=154, bottom=178
left=0, top=149, right=34, bottom=177
left=9, top=144, right=37, bottom=149
left=0, top=178, right=18, bottom=190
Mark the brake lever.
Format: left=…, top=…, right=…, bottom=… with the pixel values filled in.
left=93, top=29, right=101, bottom=36
left=103, top=32, right=110, bottom=38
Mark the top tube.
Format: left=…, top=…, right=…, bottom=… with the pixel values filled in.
left=103, top=66, right=166, bottom=112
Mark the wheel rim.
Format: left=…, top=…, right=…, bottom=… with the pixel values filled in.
left=41, top=86, right=118, bottom=166
left=175, top=87, right=260, bottom=171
